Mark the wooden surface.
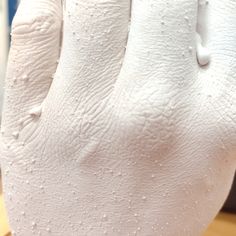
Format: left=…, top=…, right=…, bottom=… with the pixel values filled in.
left=205, top=212, right=236, bottom=236
left=0, top=182, right=236, bottom=236
left=0, top=194, right=10, bottom=236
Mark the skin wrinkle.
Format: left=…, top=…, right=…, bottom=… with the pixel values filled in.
left=0, top=0, right=236, bottom=236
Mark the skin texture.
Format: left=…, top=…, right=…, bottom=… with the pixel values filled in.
left=0, top=0, right=236, bottom=235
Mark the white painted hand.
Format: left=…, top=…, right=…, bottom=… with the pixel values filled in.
left=1, top=0, right=236, bottom=235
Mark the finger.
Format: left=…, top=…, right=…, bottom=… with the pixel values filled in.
left=1, top=0, right=62, bottom=138
left=117, top=0, right=199, bottom=92
left=201, top=0, right=236, bottom=86
left=50, top=0, right=130, bottom=107
left=197, top=0, right=236, bottom=152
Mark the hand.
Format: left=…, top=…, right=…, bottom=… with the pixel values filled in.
left=1, top=0, right=236, bottom=235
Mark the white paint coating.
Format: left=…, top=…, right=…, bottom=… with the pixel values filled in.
left=196, top=0, right=211, bottom=66
left=196, top=33, right=211, bottom=66
left=0, top=0, right=236, bottom=236
left=29, top=104, right=43, bottom=118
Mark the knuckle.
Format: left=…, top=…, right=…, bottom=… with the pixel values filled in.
left=11, top=10, right=61, bottom=39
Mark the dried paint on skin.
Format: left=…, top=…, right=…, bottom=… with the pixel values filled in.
left=0, top=0, right=236, bottom=236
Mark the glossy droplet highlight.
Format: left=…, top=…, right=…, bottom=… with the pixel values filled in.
left=196, top=34, right=210, bottom=66
left=197, top=0, right=210, bottom=66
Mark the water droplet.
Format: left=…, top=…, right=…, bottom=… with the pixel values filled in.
left=197, top=44, right=211, bottom=66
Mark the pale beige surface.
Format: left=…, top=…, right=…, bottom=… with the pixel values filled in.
left=0, top=176, right=235, bottom=236
left=0, top=192, right=236, bottom=236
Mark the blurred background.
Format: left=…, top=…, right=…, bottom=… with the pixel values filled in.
left=0, top=0, right=235, bottom=235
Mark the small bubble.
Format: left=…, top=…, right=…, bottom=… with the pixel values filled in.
left=32, top=221, right=37, bottom=228
left=184, top=16, right=189, bottom=22
left=102, top=214, right=108, bottom=221
left=188, top=46, right=193, bottom=53
left=22, top=74, right=29, bottom=81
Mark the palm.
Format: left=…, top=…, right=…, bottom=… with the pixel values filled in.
left=1, top=0, right=236, bottom=235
